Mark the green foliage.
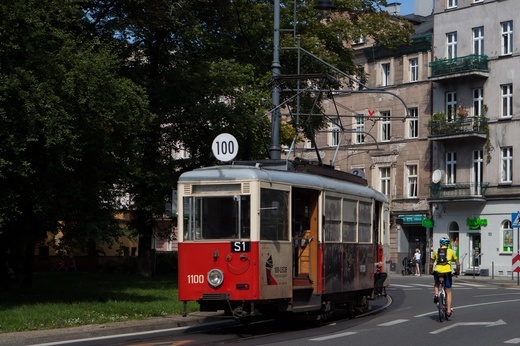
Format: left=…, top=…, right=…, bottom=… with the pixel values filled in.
left=0, top=0, right=414, bottom=281
left=0, top=0, right=152, bottom=282
left=0, top=272, right=196, bottom=333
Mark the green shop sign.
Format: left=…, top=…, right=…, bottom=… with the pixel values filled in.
left=466, top=217, right=487, bottom=230
left=398, top=214, right=425, bottom=224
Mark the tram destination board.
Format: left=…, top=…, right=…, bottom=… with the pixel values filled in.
left=231, top=241, right=251, bottom=252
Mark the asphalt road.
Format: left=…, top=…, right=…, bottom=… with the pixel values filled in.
left=3, top=273, right=519, bottom=346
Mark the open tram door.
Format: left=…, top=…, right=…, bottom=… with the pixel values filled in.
left=292, top=188, right=320, bottom=299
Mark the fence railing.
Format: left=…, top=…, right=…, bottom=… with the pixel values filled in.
left=429, top=54, right=489, bottom=78
left=429, top=182, right=489, bottom=198
left=428, top=116, right=488, bottom=137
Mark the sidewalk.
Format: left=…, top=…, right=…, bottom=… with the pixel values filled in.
left=390, top=271, right=520, bottom=288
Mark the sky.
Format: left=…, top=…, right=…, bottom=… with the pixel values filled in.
left=394, top=0, right=414, bottom=15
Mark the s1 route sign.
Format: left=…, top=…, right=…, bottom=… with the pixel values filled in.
left=212, top=133, right=238, bottom=162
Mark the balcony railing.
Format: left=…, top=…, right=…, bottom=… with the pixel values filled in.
left=429, top=182, right=489, bottom=199
left=429, top=55, right=489, bottom=78
left=427, top=116, right=488, bottom=137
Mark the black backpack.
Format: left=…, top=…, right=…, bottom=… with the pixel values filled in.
left=437, top=248, right=448, bottom=264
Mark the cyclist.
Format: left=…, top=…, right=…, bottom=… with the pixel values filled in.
left=429, top=237, right=460, bottom=318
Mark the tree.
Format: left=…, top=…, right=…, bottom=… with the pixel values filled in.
left=0, top=0, right=152, bottom=287
left=84, top=0, right=413, bottom=276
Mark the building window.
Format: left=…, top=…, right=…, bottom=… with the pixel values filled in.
left=447, top=32, right=457, bottom=59
left=446, top=91, right=457, bottom=122
left=502, top=220, right=513, bottom=253
left=473, top=27, right=484, bottom=55
left=501, top=221, right=513, bottom=254
left=473, top=0, right=483, bottom=3
left=381, top=111, right=391, bottom=141
left=446, top=152, right=457, bottom=184
left=354, top=36, right=365, bottom=45
left=355, top=115, right=365, bottom=144
left=304, top=138, right=314, bottom=149
left=409, top=58, right=418, bottom=82
left=407, top=165, right=418, bottom=198
left=473, top=88, right=484, bottom=117
left=501, top=147, right=513, bottom=183
left=473, top=150, right=483, bottom=195
left=381, top=63, right=390, bottom=86
left=501, top=84, right=513, bottom=117
left=380, top=167, right=390, bottom=196
left=447, top=0, right=457, bottom=9
left=408, top=108, right=418, bottom=138
left=330, top=121, right=340, bottom=147
left=501, top=21, right=513, bottom=56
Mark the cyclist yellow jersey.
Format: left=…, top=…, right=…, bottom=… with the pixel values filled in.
left=432, top=246, right=457, bottom=273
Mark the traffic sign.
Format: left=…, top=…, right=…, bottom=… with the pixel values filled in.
left=512, top=212, right=520, bottom=228
left=212, top=133, right=238, bottom=162
left=513, top=254, right=520, bottom=273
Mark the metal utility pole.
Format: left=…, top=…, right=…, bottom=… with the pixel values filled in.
left=269, top=0, right=282, bottom=160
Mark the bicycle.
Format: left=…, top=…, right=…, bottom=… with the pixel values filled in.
left=436, top=273, right=448, bottom=322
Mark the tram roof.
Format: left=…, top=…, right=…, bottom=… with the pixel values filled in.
left=179, top=160, right=387, bottom=203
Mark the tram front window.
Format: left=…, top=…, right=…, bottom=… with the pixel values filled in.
left=260, top=189, right=289, bottom=241
left=184, top=195, right=250, bottom=240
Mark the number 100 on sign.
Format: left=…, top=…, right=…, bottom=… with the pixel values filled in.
left=212, top=133, right=238, bottom=162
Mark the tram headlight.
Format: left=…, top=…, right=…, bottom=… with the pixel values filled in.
left=207, top=269, right=224, bottom=288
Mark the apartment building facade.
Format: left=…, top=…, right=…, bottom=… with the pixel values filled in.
left=429, top=0, right=520, bottom=276
left=299, top=6, right=436, bottom=272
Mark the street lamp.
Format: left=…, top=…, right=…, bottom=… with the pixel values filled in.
left=269, top=0, right=336, bottom=160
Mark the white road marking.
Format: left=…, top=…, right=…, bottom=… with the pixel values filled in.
left=415, top=298, right=520, bottom=318
left=430, top=320, right=506, bottom=334
left=378, top=319, right=409, bottom=326
left=504, top=338, right=520, bottom=344
left=309, top=331, right=357, bottom=341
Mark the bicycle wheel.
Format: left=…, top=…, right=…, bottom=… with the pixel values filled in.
left=438, top=292, right=445, bottom=322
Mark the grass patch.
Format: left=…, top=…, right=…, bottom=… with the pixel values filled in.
left=0, top=272, right=198, bottom=333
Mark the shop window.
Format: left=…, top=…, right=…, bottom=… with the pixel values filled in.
left=502, top=220, right=513, bottom=253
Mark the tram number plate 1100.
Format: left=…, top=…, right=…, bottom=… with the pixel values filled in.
left=231, top=241, right=251, bottom=252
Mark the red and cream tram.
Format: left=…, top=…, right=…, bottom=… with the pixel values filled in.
left=177, top=159, right=389, bottom=320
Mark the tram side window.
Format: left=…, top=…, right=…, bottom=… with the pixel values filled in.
left=260, top=189, right=289, bottom=241
left=358, top=201, right=372, bottom=243
left=183, top=195, right=251, bottom=240
left=324, top=197, right=341, bottom=242
left=342, top=199, right=357, bottom=242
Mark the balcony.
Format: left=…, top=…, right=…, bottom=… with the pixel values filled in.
left=427, top=116, right=488, bottom=140
left=429, top=182, right=489, bottom=201
left=429, top=55, right=489, bottom=80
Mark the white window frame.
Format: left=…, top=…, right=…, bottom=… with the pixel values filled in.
left=381, top=63, right=390, bottom=86
left=473, top=27, right=484, bottom=55
left=380, top=167, right=391, bottom=196
left=473, top=150, right=483, bottom=195
left=355, top=115, right=365, bottom=144
left=473, top=0, right=483, bottom=3
left=501, top=220, right=513, bottom=254
left=446, top=152, right=457, bottom=185
left=409, top=58, right=419, bottom=82
left=501, top=146, right=513, bottom=183
left=329, top=121, right=340, bottom=147
left=447, top=0, right=458, bottom=9
left=501, top=21, right=513, bottom=56
left=446, top=91, right=457, bottom=122
left=447, top=32, right=457, bottom=59
left=501, top=84, right=513, bottom=118
left=406, top=164, right=418, bottom=198
left=381, top=111, right=391, bottom=142
left=473, top=88, right=483, bottom=117
left=408, top=108, right=418, bottom=139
